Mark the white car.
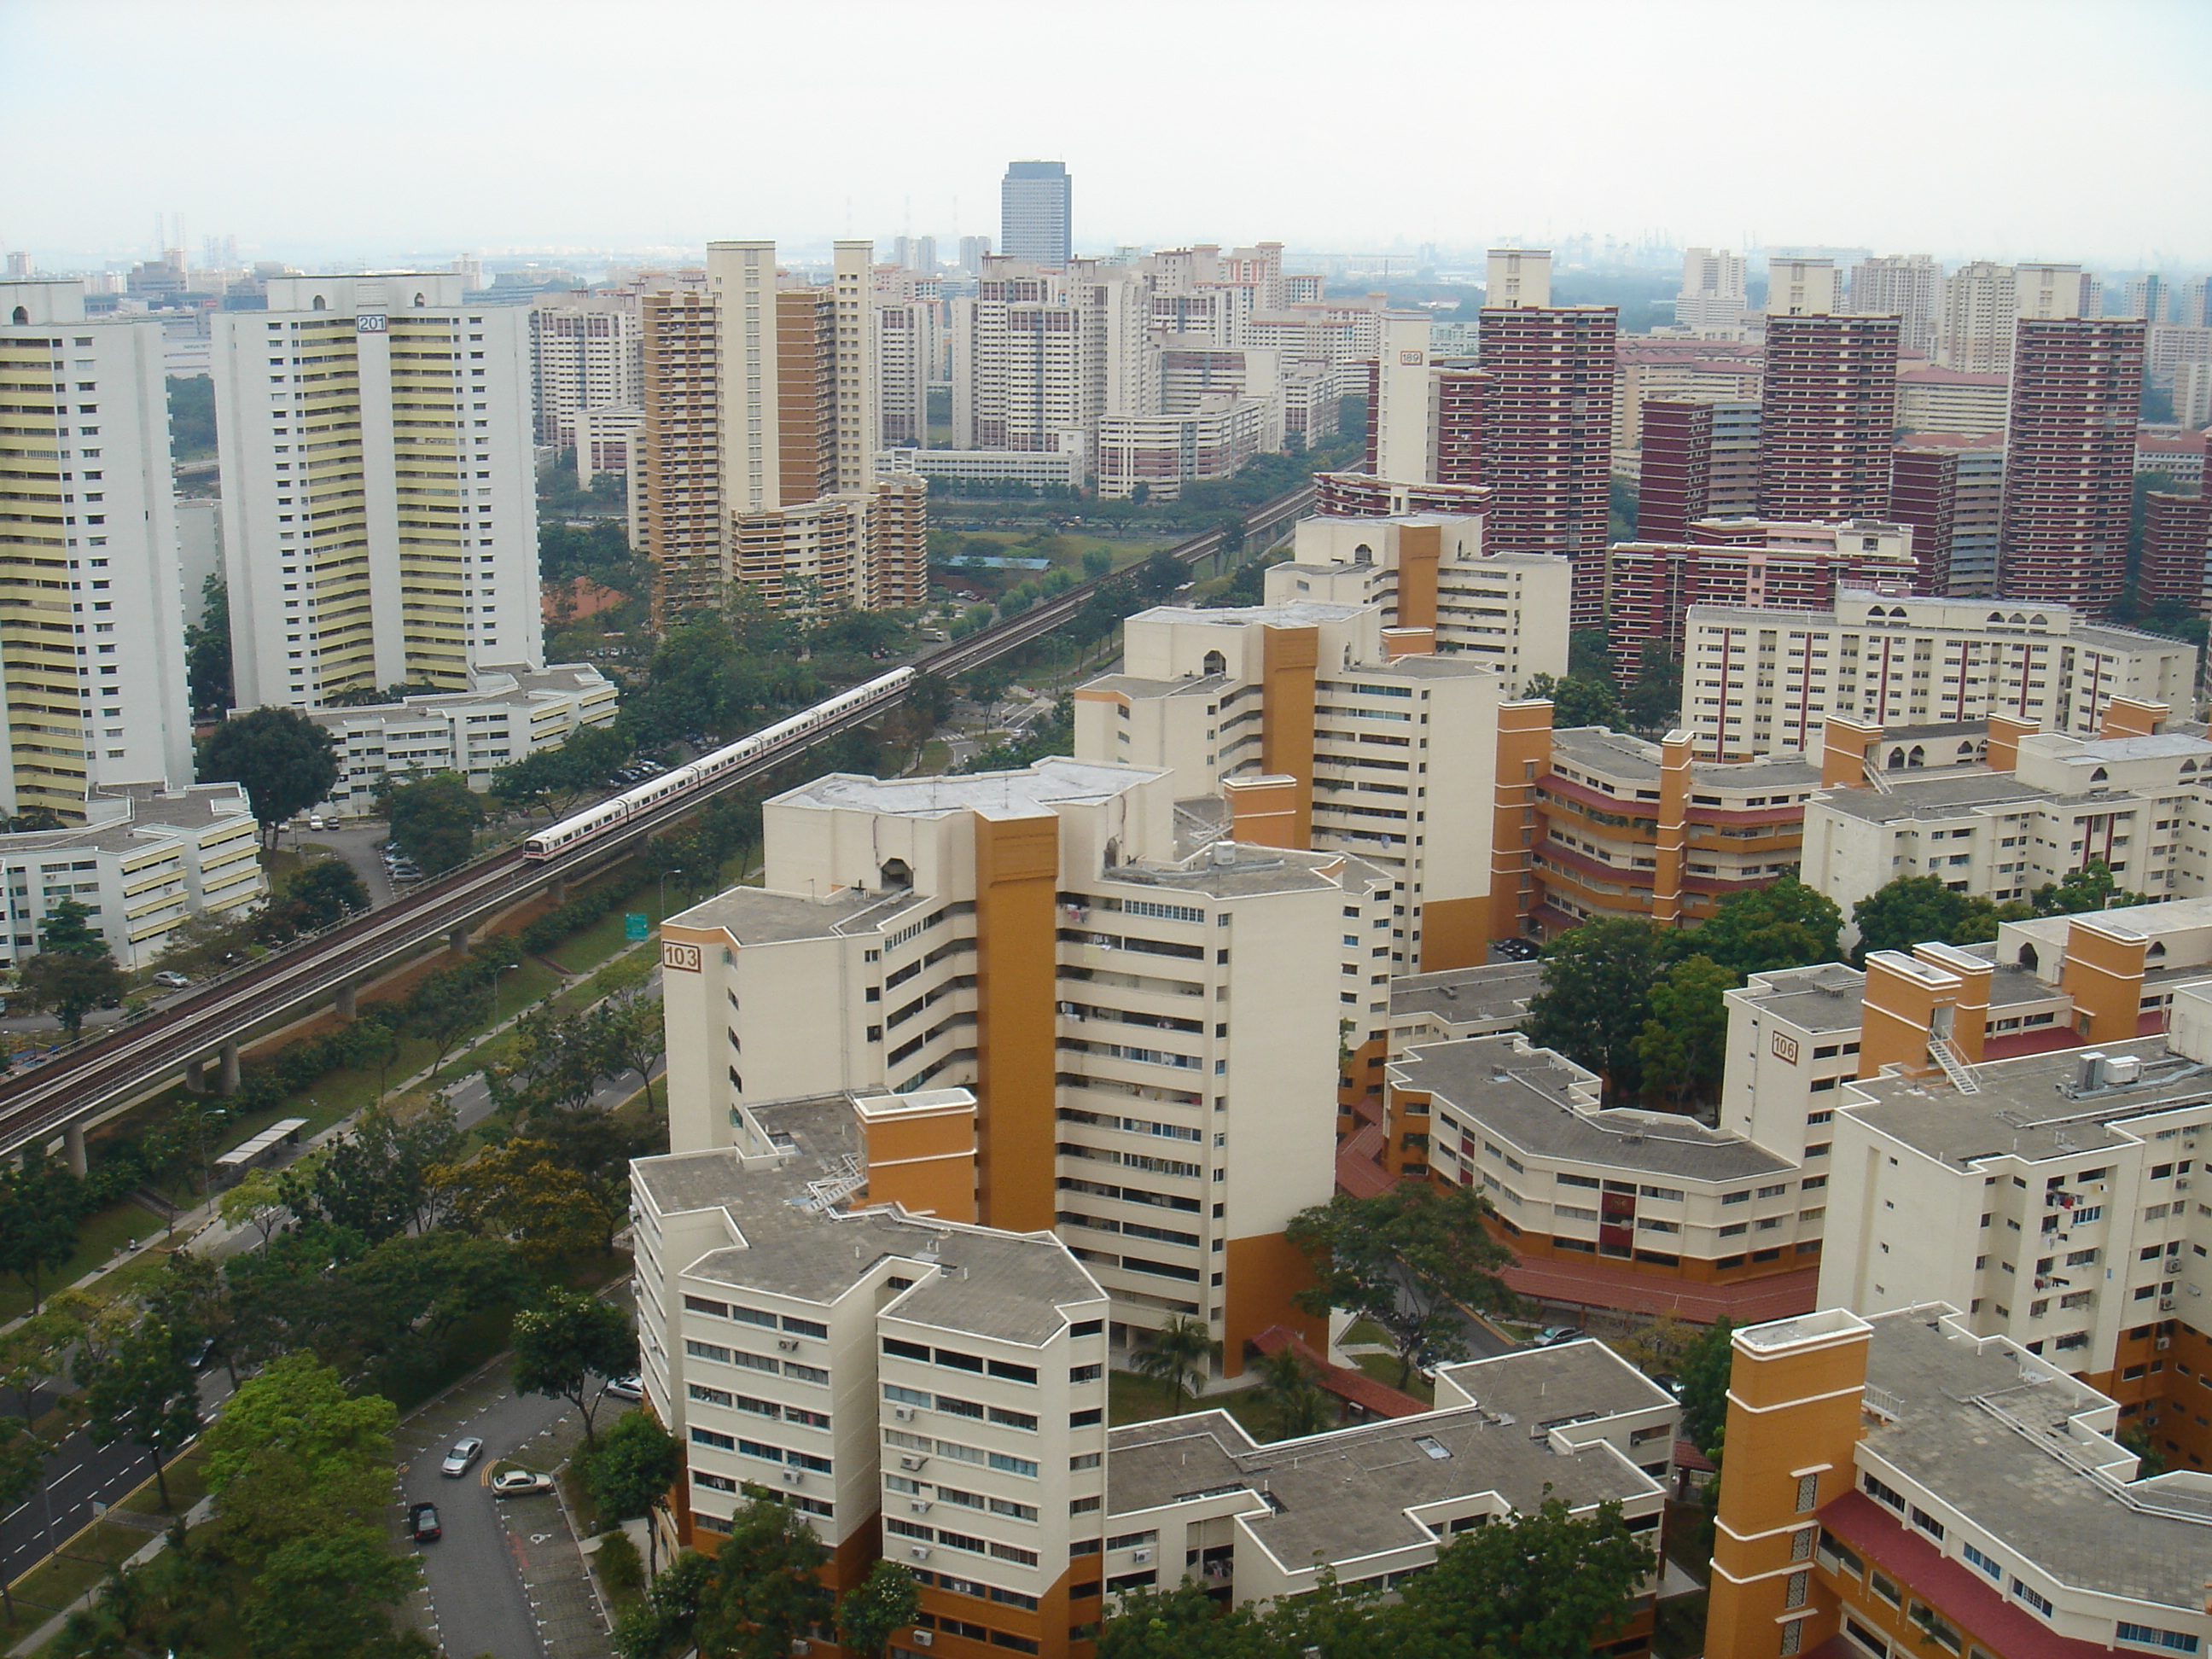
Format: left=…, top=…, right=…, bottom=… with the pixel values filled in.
left=492, top=1469, right=553, bottom=1496
left=602, top=1376, right=643, bottom=1400
left=153, top=971, right=191, bottom=990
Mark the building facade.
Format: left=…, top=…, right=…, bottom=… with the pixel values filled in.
left=999, top=162, right=1072, bottom=269
left=212, top=274, right=544, bottom=707
left=1997, top=317, right=2146, bottom=609
left=1757, top=314, right=1901, bottom=523
left=1848, top=254, right=1941, bottom=359
left=656, top=757, right=1394, bottom=1371
left=0, top=280, right=195, bottom=820
left=527, top=293, right=642, bottom=445
left=2139, top=490, right=2212, bottom=615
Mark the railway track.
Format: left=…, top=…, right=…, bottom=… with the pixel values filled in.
left=0, top=481, right=1316, bottom=1159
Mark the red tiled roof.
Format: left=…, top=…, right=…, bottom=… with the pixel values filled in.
left=1503, top=1254, right=1819, bottom=1324
left=1818, top=1491, right=2111, bottom=1659
left=1249, top=1324, right=1429, bottom=1419
left=1335, top=1124, right=1396, bottom=1199
left=1674, top=1439, right=1716, bottom=1474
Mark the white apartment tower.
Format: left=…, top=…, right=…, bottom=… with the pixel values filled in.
left=0, top=281, right=194, bottom=818
left=212, top=274, right=543, bottom=709
left=1676, top=247, right=1749, bottom=331
left=1848, top=253, right=1941, bottom=358
left=527, top=293, right=643, bottom=445
left=656, top=757, right=1392, bottom=1368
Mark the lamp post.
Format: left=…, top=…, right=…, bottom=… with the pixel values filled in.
left=658, top=868, right=684, bottom=927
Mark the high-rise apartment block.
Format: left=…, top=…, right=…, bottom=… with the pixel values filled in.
left=1072, top=518, right=1569, bottom=972
left=527, top=292, right=643, bottom=445
left=872, top=264, right=945, bottom=451
left=1758, top=306, right=1901, bottom=523
left=1674, top=247, right=1749, bottom=332
left=0, top=281, right=194, bottom=818
left=999, top=162, right=1072, bottom=269
left=1890, top=433, right=2005, bottom=594
left=212, top=274, right=543, bottom=709
left=951, top=259, right=1154, bottom=456
left=1637, top=398, right=1762, bottom=540
left=1681, top=591, right=2193, bottom=761
left=656, top=756, right=1392, bottom=1368
left=630, top=242, right=926, bottom=617
left=1997, top=317, right=2145, bottom=609
left=1704, top=1306, right=2211, bottom=1659
left=2139, top=490, right=2212, bottom=615
left=1474, top=251, right=1619, bottom=623
left=1936, top=259, right=2016, bottom=372
left=1848, top=253, right=1941, bottom=358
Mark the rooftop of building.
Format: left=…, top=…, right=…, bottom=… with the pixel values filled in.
left=1549, top=727, right=1824, bottom=794
left=1856, top=1307, right=2212, bottom=1609
left=669, top=883, right=917, bottom=946
left=296, top=661, right=613, bottom=727
left=0, top=783, right=254, bottom=857
left=1391, top=962, right=1545, bottom=1028
left=1733, top=963, right=1868, bottom=1033
left=634, top=1092, right=1100, bottom=1344
left=1814, top=771, right=2050, bottom=824
left=1078, top=672, right=1224, bottom=701
left=1837, top=1033, right=2210, bottom=1169
left=1394, top=1034, right=1795, bottom=1183
left=1106, top=1341, right=1663, bottom=1567
left=771, top=757, right=1152, bottom=824
left=1105, top=841, right=1389, bottom=902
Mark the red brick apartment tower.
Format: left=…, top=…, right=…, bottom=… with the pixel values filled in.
left=1998, top=317, right=2146, bottom=608
left=2139, top=490, right=2212, bottom=614
left=1638, top=399, right=1713, bottom=542
left=1431, top=362, right=1488, bottom=489
left=1888, top=445, right=1957, bottom=592
left=1476, top=255, right=1617, bottom=629
left=1757, top=314, right=1901, bottom=521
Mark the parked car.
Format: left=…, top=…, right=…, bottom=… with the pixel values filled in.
left=492, top=1469, right=554, bottom=1496
left=153, top=970, right=191, bottom=989
left=439, top=1436, right=484, bottom=1477
left=1532, top=1324, right=1586, bottom=1348
left=1491, top=938, right=1540, bottom=962
left=602, top=1376, right=643, bottom=1401
left=307, top=815, right=325, bottom=831
left=409, top=1501, right=441, bottom=1542
left=186, top=1336, right=215, bottom=1370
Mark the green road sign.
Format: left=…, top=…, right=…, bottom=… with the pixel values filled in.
left=625, top=912, right=650, bottom=941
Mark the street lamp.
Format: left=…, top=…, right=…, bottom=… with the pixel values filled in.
left=658, top=867, right=684, bottom=926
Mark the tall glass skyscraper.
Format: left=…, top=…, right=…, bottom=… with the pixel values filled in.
left=999, top=160, right=1071, bottom=268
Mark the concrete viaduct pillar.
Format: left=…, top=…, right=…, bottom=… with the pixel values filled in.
left=219, top=1039, right=241, bottom=1096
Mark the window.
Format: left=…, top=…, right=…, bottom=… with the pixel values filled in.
left=1863, top=1471, right=1904, bottom=1511
left=2012, top=1580, right=2054, bottom=1618
left=2118, top=1626, right=2203, bottom=1654
left=1962, top=1542, right=2000, bottom=1580
left=1794, top=1472, right=1819, bottom=1512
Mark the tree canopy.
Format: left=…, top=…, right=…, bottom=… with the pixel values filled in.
left=512, top=1287, right=637, bottom=1441
left=200, top=706, right=341, bottom=845
left=381, top=771, right=484, bottom=875
left=1522, top=916, right=1671, bottom=1092
left=1850, top=874, right=2029, bottom=963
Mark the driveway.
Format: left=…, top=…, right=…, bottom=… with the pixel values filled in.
left=399, top=1378, right=576, bottom=1659
left=288, top=818, right=397, bottom=909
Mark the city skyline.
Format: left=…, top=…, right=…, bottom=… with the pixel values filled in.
left=6, top=0, right=2211, bottom=268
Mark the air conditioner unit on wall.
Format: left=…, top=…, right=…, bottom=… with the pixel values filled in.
left=910, top=1545, right=932, bottom=1561
left=894, top=1406, right=915, bottom=1420
left=782, top=1470, right=803, bottom=1485
left=1132, top=1549, right=1152, bottom=1563
left=912, top=1633, right=934, bottom=1648
left=777, top=1338, right=800, bottom=1352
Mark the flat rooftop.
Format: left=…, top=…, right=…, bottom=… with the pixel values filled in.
left=1395, top=1034, right=1793, bottom=1184
left=773, top=757, right=1156, bottom=822
left=1816, top=771, right=2049, bottom=824
left=1735, top=963, right=1867, bottom=1033
left=1861, top=1309, right=2212, bottom=1610
left=669, top=883, right=914, bottom=946
left=635, top=1094, right=1100, bottom=1345
left=1839, top=1033, right=2212, bottom=1170
left=1391, top=962, right=1545, bottom=1028
left=1132, top=600, right=1367, bottom=629
left=1107, top=1341, right=1664, bottom=1569
left=1551, top=727, right=1822, bottom=793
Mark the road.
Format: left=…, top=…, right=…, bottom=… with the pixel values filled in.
left=0, top=1371, right=234, bottom=1589
left=401, top=1385, right=573, bottom=1659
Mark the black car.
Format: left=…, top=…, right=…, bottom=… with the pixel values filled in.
left=1491, top=938, right=1541, bottom=962
left=409, top=1501, right=441, bottom=1542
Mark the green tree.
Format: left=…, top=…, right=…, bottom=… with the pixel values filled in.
left=1569, top=628, right=1615, bottom=684
left=1098, top=1580, right=1268, bottom=1659
left=1134, top=550, right=1187, bottom=601
left=1635, top=954, right=1739, bottom=1106
left=38, top=897, right=107, bottom=957
left=279, top=1103, right=462, bottom=1244
left=594, top=992, right=667, bottom=1113
left=20, top=947, right=127, bottom=1033
left=1287, top=1183, right=1517, bottom=1389
left=381, top=771, right=484, bottom=875
left=77, top=1315, right=199, bottom=1509
left=1524, top=671, right=1621, bottom=731
left=614, top=1551, right=717, bottom=1659
left=1621, top=642, right=1682, bottom=735
left=1522, top=916, right=1668, bottom=1092
left=1851, top=874, right=1970, bottom=962
left=1382, top=1496, right=1652, bottom=1657
left=590, top=1409, right=683, bottom=1574
left=512, top=1288, right=637, bottom=1443
left=1251, top=1346, right=1334, bottom=1440
left=2031, top=857, right=2151, bottom=917
left=0, top=1413, right=48, bottom=1620
left=1081, top=547, right=1113, bottom=578
left=692, top=1496, right=835, bottom=1659
left=837, top=1559, right=923, bottom=1659
left=218, top=1167, right=288, bottom=1244
left=200, top=706, right=341, bottom=847
left=1677, top=1317, right=1736, bottom=1457
left=242, top=1528, right=423, bottom=1659
left=0, top=1147, right=85, bottom=1307
left=1691, top=876, right=1842, bottom=977
left=1131, top=1314, right=1212, bottom=1411
left=184, top=573, right=233, bottom=716
left=278, top=859, right=370, bottom=932
left=203, top=1353, right=398, bottom=1494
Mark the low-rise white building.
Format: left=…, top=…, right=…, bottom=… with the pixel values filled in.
left=0, top=782, right=265, bottom=969
left=300, top=661, right=618, bottom=813
left=878, top=442, right=1084, bottom=493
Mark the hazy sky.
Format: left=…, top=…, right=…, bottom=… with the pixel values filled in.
left=7, top=0, right=2211, bottom=270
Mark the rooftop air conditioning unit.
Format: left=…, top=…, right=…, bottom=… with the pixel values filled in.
left=912, top=1634, right=934, bottom=1649
left=910, top=1545, right=932, bottom=1561
left=1132, top=1549, right=1152, bottom=1563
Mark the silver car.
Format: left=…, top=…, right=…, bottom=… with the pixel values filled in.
left=439, top=1436, right=484, bottom=1477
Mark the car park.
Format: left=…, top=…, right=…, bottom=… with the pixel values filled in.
left=409, top=1501, right=441, bottom=1541
left=492, top=1469, right=553, bottom=1496
left=439, top=1436, right=484, bottom=1476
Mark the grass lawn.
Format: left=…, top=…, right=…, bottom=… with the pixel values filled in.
left=544, top=899, right=646, bottom=974
left=1340, top=1318, right=1392, bottom=1348
left=7, top=1518, right=149, bottom=1622
left=0, top=1200, right=170, bottom=1323
left=1350, top=1352, right=1435, bottom=1405
left=1106, top=1371, right=1282, bottom=1441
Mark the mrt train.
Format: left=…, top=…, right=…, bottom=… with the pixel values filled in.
left=522, top=667, right=916, bottom=860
